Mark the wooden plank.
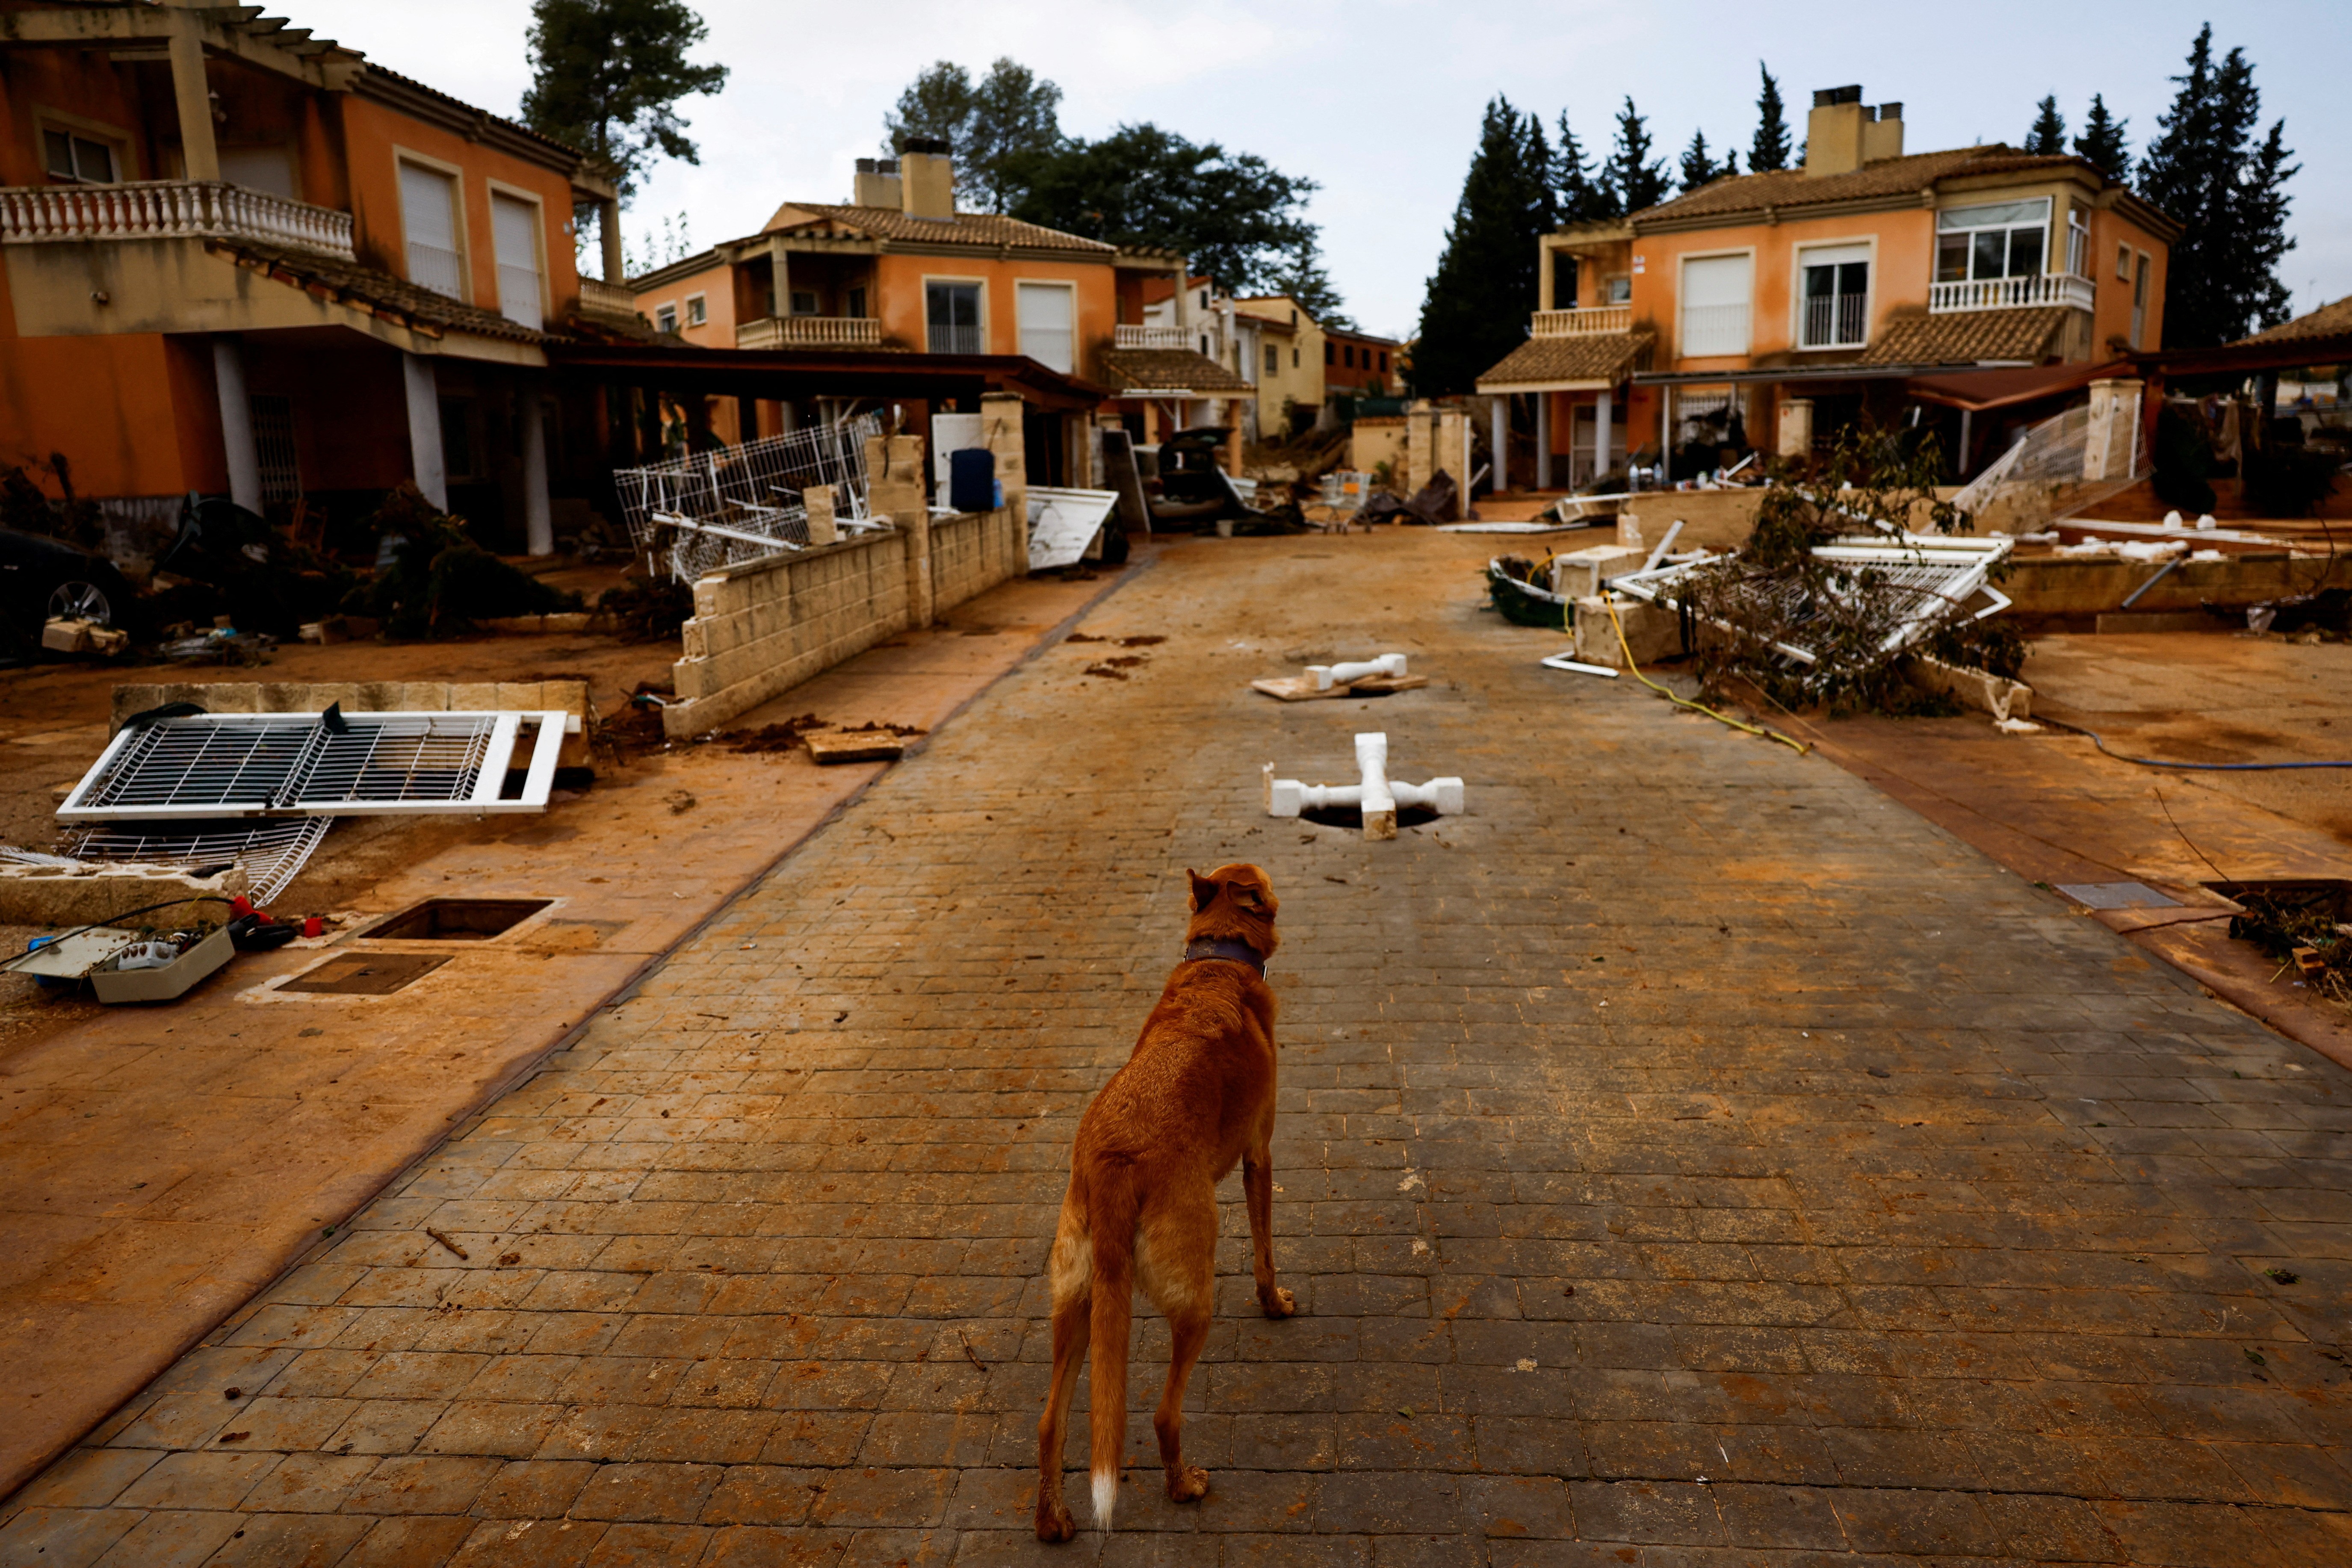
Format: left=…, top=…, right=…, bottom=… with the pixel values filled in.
left=804, top=730, right=916, bottom=765
left=1250, top=673, right=1430, bottom=703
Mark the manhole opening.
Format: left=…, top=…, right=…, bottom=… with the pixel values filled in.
left=1300, top=803, right=1439, bottom=830
left=282, top=952, right=451, bottom=996
left=370, top=898, right=553, bottom=942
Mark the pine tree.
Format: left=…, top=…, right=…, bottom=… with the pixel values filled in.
left=2072, top=94, right=2131, bottom=180
left=1267, top=236, right=1352, bottom=331
left=2025, top=96, right=2065, bottom=155
left=1678, top=130, right=1733, bottom=191
left=1749, top=65, right=1791, bottom=173
left=2138, top=25, right=2299, bottom=346
left=521, top=0, right=728, bottom=201
left=1554, top=109, right=1618, bottom=224
left=1415, top=98, right=1557, bottom=396
left=1605, top=98, right=1672, bottom=215
left=884, top=58, right=1065, bottom=213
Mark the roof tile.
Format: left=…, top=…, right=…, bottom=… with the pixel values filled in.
left=1858, top=308, right=2067, bottom=367
left=1476, top=331, right=1652, bottom=389
left=1096, top=348, right=1255, bottom=394
left=1638, top=146, right=2089, bottom=225
left=209, top=240, right=554, bottom=345
left=776, top=204, right=1114, bottom=254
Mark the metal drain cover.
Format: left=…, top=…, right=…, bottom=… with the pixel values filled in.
left=2056, top=881, right=2180, bottom=910
left=282, top=953, right=452, bottom=995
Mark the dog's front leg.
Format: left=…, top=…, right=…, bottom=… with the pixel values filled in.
left=1242, top=1148, right=1296, bottom=1318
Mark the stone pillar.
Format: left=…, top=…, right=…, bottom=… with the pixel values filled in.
left=599, top=198, right=623, bottom=284
left=2083, top=377, right=2144, bottom=482
left=166, top=11, right=219, bottom=182
left=1489, top=396, right=1507, bottom=495
left=767, top=236, right=792, bottom=323
left=1404, top=399, right=1433, bottom=495
left=980, top=392, right=1028, bottom=569
left=1595, top=388, right=1613, bottom=479
left=211, top=337, right=260, bottom=512
left=804, top=485, right=838, bottom=545
left=1777, top=398, right=1813, bottom=461
left=520, top=387, right=552, bottom=555
left=866, top=432, right=930, bottom=625
left=402, top=352, right=447, bottom=509
left=1535, top=393, right=1551, bottom=490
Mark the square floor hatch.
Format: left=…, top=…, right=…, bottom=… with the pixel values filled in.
left=370, top=898, right=552, bottom=942
left=282, top=953, right=451, bottom=995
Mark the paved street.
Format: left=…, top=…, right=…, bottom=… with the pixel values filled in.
left=5, top=529, right=2349, bottom=1566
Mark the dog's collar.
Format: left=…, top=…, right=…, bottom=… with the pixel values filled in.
left=1182, top=937, right=1267, bottom=976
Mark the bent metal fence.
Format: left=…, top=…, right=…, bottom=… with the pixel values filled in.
left=613, top=413, right=886, bottom=582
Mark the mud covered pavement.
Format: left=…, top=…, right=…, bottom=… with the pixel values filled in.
left=4, top=528, right=2348, bottom=1565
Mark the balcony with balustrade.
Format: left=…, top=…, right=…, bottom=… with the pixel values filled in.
left=1114, top=323, right=1190, bottom=350
left=737, top=314, right=884, bottom=351
left=0, top=180, right=355, bottom=260
left=1929, top=273, right=2095, bottom=314
left=1531, top=305, right=1633, bottom=338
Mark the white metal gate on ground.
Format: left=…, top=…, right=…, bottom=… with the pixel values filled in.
left=56, top=819, right=334, bottom=904
left=58, top=711, right=568, bottom=822
left=613, top=413, right=883, bottom=581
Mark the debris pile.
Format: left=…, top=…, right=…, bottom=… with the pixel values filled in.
left=2224, top=883, right=2351, bottom=1005
left=344, top=484, right=581, bottom=637
left=614, top=413, right=885, bottom=581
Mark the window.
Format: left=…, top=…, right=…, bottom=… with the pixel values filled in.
left=1935, top=198, right=2049, bottom=283
left=1015, top=282, right=1073, bottom=372
left=1678, top=254, right=1752, bottom=357
left=1292, top=347, right=1300, bottom=369
left=926, top=281, right=982, bottom=354
left=789, top=289, right=819, bottom=316
left=2066, top=209, right=2089, bottom=277
left=1605, top=275, right=1632, bottom=305
left=219, top=145, right=295, bottom=199
left=1325, top=342, right=1335, bottom=364
left=684, top=294, right=707, bottom=327
left=1551, top=252, right=1579, bottom=310
left=1379, top=352, right=1388, bottom=371
left=655, top=302, right=678, bottom=334
left=2130, top=252, right=2151, bottom=350
left=490, top=191, right=543, bottom=328
left=1264, top=343, right=1279, bottom=374
left=399, top=161, right=464, bottom=298
left=847, top=286, right=867, bottom=319
left=1798, top=245, right=1870, bottom=349
left=2117, top=243, right=2132, bottom=281
left=1199, top=334, right=1209, bottom=355
left=249, top=395, right=300, bottom=505
left=42, top=128, right=117, bottom=184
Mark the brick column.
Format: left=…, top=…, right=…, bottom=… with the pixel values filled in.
left=1777, top=398, right=1813, bottom=460
left=866, top=432, right=931, bottom=627
left=980, top=393, right=1029, bottom=572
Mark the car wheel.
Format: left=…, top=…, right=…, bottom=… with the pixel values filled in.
left=46, top=579, right=112, bottom=626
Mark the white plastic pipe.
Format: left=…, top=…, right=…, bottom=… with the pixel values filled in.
left=1262, top=741, right=1465, bottom=840
left=1357, top=732, right=1397, bottom=840
left=1306, top=653, right=1407, bottom=691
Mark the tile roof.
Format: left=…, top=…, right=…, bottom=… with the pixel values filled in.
left=209, top=240, right=554, bottom=345
left=1475, top=331, right=1652, bottom=389
left=774, top=204, right=1114, bottom=254
left=1637, top=146, right=2088, bottom=225
left=1096, top=348, right=1256, bottom=395
left=2240, top=294, right=2352, bottom=348
left=1858, top=308, right=2067, bottom=367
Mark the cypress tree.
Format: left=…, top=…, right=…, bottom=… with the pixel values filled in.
left=1605, top=98, right=1672, bottom=216
left=1415, top=98, right=1556, bottom=396
left=2072, top=94, right=2131, bottom=181
left=1749, top=65, right=1791, bottom=173
left=2138, top=25, right=2299, bottom=345
left=2025, top=96, right=2065, bottom=155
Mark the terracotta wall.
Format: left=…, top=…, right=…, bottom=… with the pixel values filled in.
left=1637, top=210, right=1936, bottom=366
left=633, top=255, right=735, bottom=346
left=871, top=253, right=1114, bottom=360
left=0, top=332, right=225, bottom=496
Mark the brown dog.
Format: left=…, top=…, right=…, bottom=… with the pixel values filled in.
left=1034, top=863, right=1295, bottom=1540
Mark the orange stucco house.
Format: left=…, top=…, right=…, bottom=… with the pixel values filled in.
left=626, top=141, right=1250, bottom=458
left=0, top=0, right=627, bottom=554
left=1478, top=86, right=2179, bottom=487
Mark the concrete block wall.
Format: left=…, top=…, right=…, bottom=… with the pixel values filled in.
left=930, top=505, right=1027, bottom=613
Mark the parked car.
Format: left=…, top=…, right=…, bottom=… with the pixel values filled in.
left=0, top=525, right=137, bottom=649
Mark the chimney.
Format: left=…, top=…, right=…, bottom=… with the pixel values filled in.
left=853, top=157, right=901, bottom=209
left=1805, top=86, right=1866, bottom=176
left=898, top=136, right=955, bottom=219
left=1862, top=101, right=1905, bottom=165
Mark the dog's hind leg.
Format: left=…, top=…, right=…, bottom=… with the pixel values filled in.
left=1244, top=1142, right=1297, bottom=1318
left=1034, top=1198, right=1092, bottom=1543
left=1138, top=1190, right=1217, bottom=1503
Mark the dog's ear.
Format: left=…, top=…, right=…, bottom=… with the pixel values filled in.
left=1188, top=869, right=1220, bottom=912
left=1229, top=882, right=1270, bottom=913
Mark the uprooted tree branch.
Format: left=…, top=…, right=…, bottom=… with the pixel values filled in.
left=1631, top=425, right=2024, bottom=715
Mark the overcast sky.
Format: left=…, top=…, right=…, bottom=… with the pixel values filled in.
left=304, top=0, right=2349, bottom=340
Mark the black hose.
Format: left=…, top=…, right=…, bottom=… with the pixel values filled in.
left=2038, top=715, right=2352, bottom=771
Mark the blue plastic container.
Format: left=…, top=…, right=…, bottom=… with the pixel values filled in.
left=948, top=447, right=995, bottom=514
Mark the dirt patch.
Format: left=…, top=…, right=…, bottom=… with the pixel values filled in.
left=726, top=715, right=828, bottom=753
left=1067, top=633, right=1164, bottom=647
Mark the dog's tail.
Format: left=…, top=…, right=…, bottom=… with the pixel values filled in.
left=1085, top=1163, right=1141, bottom=1533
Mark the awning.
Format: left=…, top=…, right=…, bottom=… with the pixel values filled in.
left=1904, top=358, right=2133, bottom=413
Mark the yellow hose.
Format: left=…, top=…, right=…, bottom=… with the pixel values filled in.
left=1603, top=592, right=1811, bottom=756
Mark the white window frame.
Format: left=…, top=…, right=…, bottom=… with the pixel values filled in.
left=1676, top=247, right=1754, bottom=360
left=1791, top=236, right=1876, bottom=352
left=1013, top=278, right=1077, bottom=373
left=2065, top=208, right=2090, bottom=278
left=393, top=147, right=469, bottom=302
left=684, top=292, right=708, bottom=327
left=36, top=109, right=133, bottom=183
left=922, top=274, right=989, bottom=355
left=2117, top=242, right=2132, bottom=282
left=485, top=180, right=547, bottom=329
left=1935, top=197, right=2053, bottom=285
left=655, top=301, right=679, bottom=334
